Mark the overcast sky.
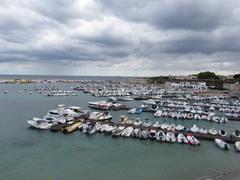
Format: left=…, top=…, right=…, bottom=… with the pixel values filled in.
left=0, top=0, right=240, bottom=76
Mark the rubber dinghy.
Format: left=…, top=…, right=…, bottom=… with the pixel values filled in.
left=215, top=139, right=230, bottom=150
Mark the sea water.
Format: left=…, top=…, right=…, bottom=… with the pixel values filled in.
left=0, top=79, right=240, bottom=180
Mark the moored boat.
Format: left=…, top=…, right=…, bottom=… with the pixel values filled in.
left=215, top=138, right=230, bottom=150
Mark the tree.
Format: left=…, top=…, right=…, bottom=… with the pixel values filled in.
left=197, top=71, right=219, bottom=80
left=233, top=73, right=240, bottom=79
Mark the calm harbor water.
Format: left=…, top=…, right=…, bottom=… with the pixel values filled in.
left=0, top=81, right=240, bottom=180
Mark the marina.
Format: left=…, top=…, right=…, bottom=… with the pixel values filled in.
left=1, top=77, right=240, bottom=180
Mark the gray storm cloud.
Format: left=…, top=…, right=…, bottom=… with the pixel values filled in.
left=0, top=0, right=239, bottom=76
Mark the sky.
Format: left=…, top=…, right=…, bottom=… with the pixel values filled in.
left=0, top=0, right=240, bottom=76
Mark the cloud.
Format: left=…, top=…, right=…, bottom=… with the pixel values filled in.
left=0, top=0, right=240, bottom=76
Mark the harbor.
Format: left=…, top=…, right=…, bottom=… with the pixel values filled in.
left=1, top=76, right=240, bottom=180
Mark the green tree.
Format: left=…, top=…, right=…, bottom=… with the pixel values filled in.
left=197, top=71, right=219, bottom=80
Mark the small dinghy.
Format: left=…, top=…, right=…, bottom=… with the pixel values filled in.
left=156, top=131, right=166, bottom=142
left=190, top=124, right=199, bottom=133
left=208, top=128, right=218, bottom=136
left=166, top=132, right=176, bottom=143
left=177, top=134, right=188, bottom=144
left=175, top=124, right=185, bottom=131
left=234, top=141, right=240, bottom=152
left=161, top=123, right=169, bottom=130
left=187, top=134, right=200, bottom=145
left=215, top=139, right=230, bottom=150
left=219, top=130, right=227, bottom=137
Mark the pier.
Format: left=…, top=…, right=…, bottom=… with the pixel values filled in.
left=50, top=117, right=240, bottom=144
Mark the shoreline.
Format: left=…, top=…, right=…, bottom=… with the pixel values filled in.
left=198, top=170, right=240, bottom=180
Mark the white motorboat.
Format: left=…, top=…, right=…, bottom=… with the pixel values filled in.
left=187, top=134, right=200, bottom=145
left=161, top=123, right=169, bottom=130
left=156, top=131, right=166, bottom=141
left=152, top=122, right=161, bottom=128
left=95, top=122, right=102, bottom=131
left=89, top=126, right=97, bottom=135
left=139, top=130, right=149, bottom=139
left=132, top=128, right=141, bottom=137
left=97, top=112, right=112, bottom=121
left=121, top=127, right=134, bottom=137
left=177, top=134, right=188, bottom=144
left=190, top=124, right=199, bottom=133
left=154, top=110, right=162, bottom=117
left=88, top=112, right=102, bottom=120
left=215, top=139, right=230, bottom=150
left=167, top=124, right=175, bottom=131
left=208, top=128, right=218, bottom=136
left=133, top=119, right=142, bottom=126
left=27, top=118, right=52, bottom=130
left=198, top=128, right=208, bottom=134
left=234, top=141, right=240, bottom=152
left=112, top=126, right=125, bottom=136
left=142, top=120, right=152, bottom=127
left=175, top=124, right=185, bottom=131
left=119, top=96, right=134, bottom=101
left=166, top=132, right=176, bottom=143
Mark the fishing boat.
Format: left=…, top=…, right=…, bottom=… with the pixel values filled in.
left=177, top=134, right=188, bottom=144
left=215, top=139, right=230, bottom=150
left=156, top=131, right=166, bottom=141
left=166, top=132, right=176, bottom=143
